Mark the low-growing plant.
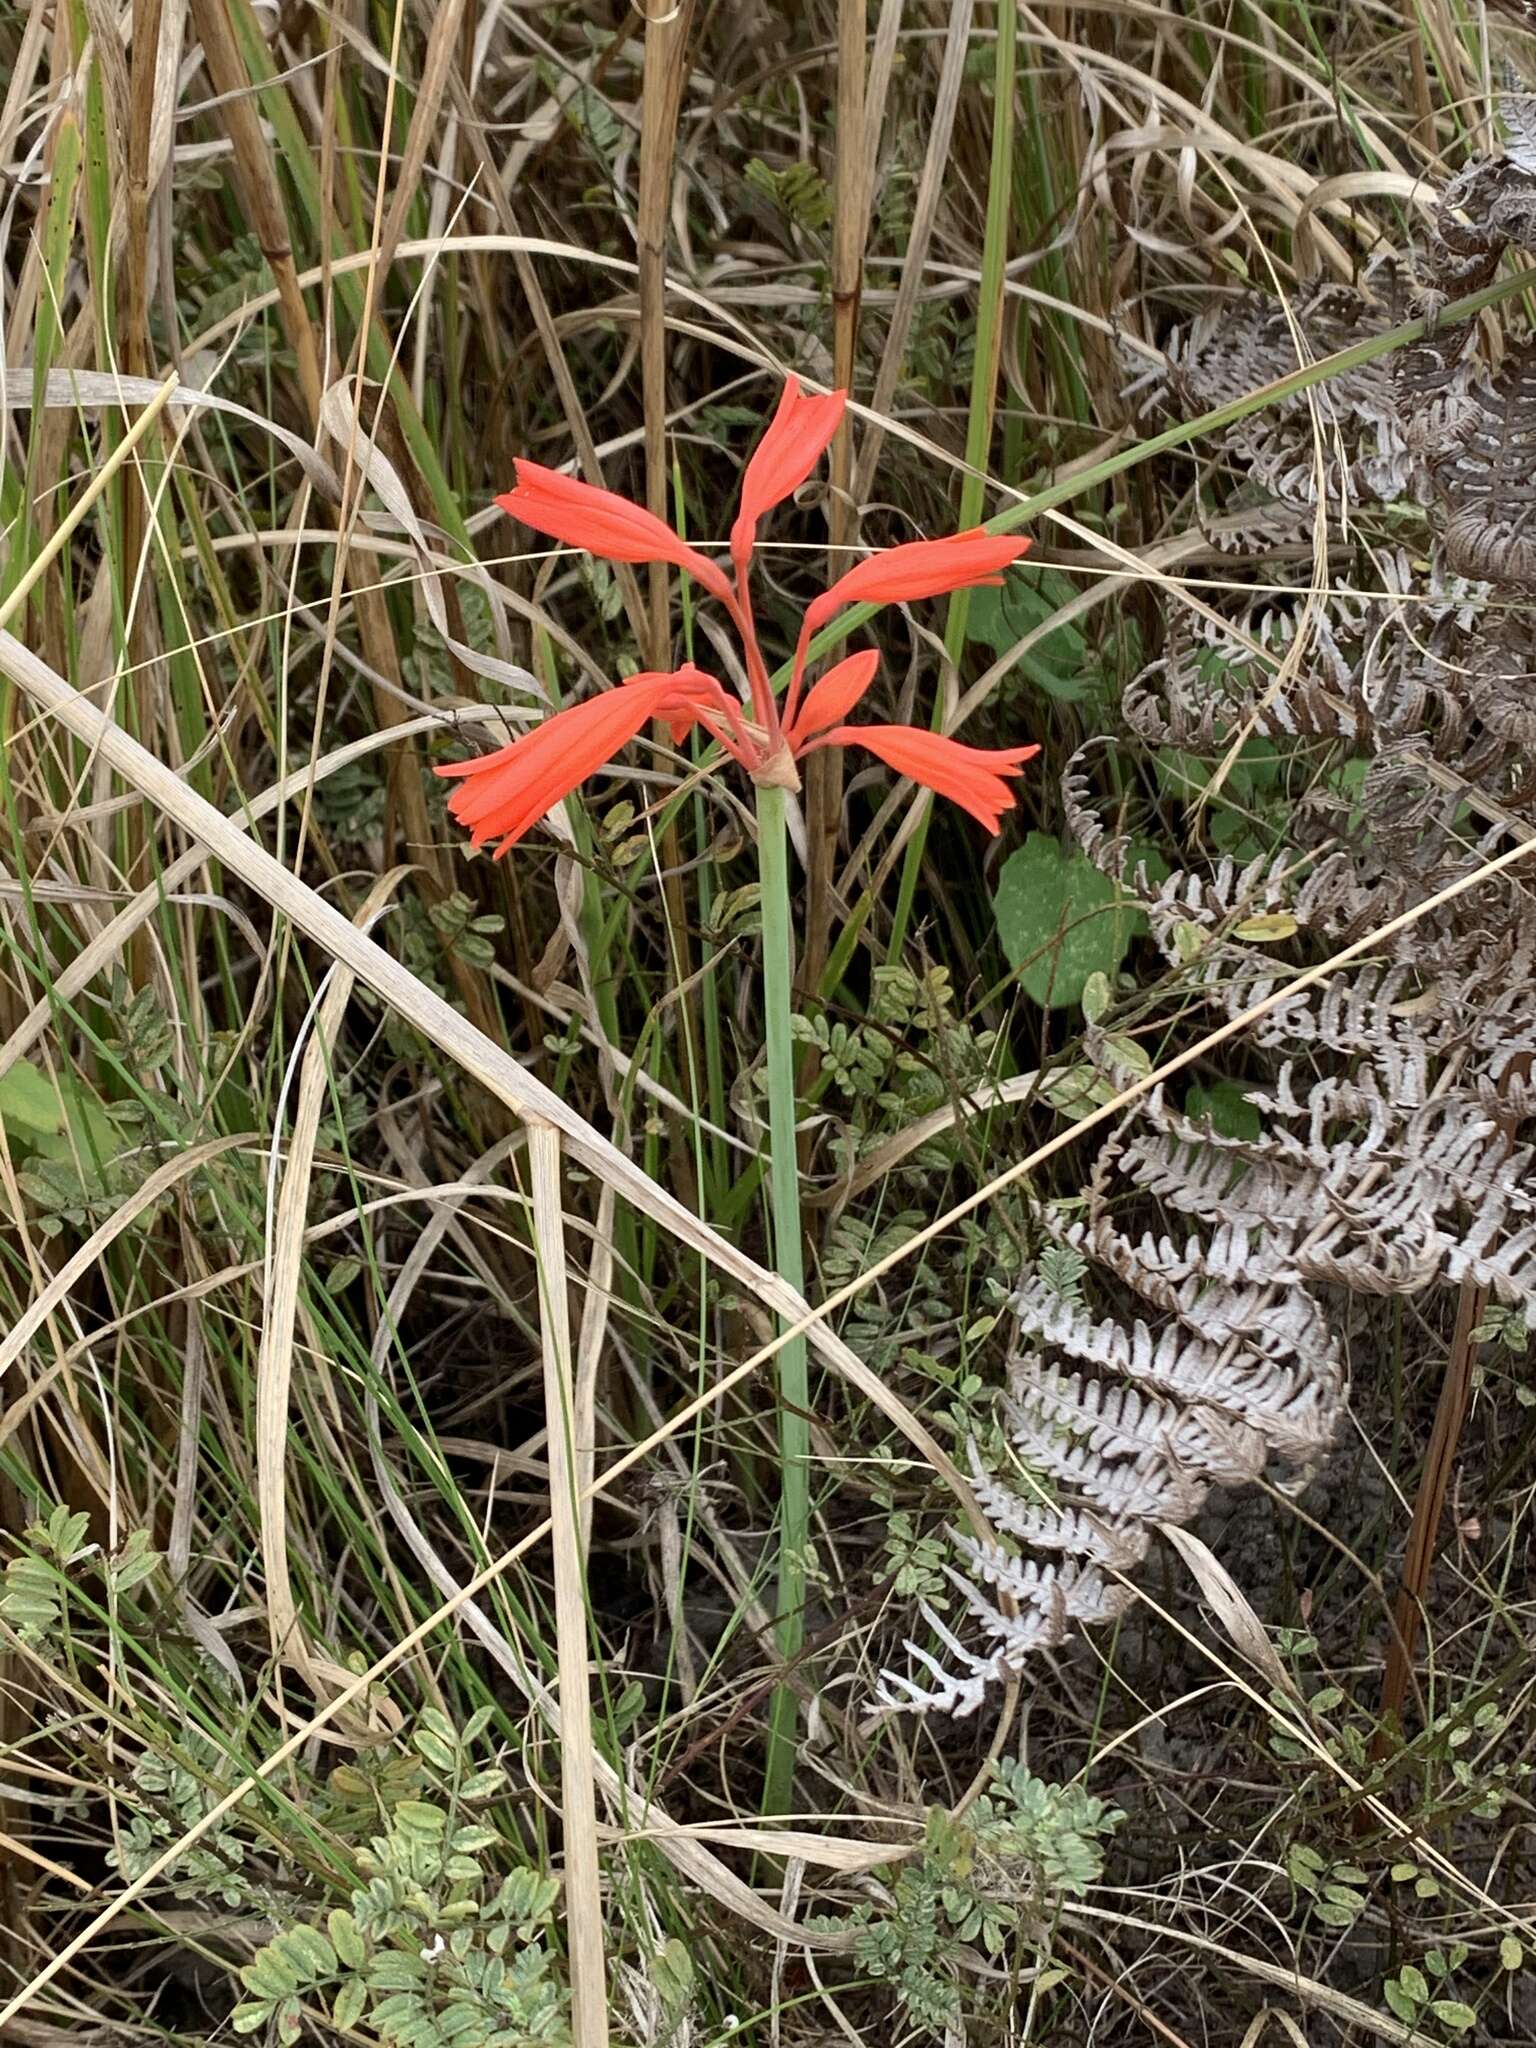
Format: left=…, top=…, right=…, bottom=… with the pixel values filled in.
left=820, top=1762, right=1121, bottom=2035
left=233, top=1709, right=568, bottom=2048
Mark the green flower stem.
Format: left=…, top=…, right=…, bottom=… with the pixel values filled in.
left=755, top=780, right=809, bottom=1816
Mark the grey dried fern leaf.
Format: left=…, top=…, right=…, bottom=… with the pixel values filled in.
left=884, top=126, right=1536, bottom=1717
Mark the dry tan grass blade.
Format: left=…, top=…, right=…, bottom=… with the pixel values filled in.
left=0, top=634, right=986, bottom=1990
left=1066, top=1902, right=1420, bottom=2045
left=0, top=373, right=178, bottom=639
left=820, top=1069, right=1045, bottom=1210
left=608, top=1820, right=906, bottom=1874
left=528, top=1123, right=609, bottom=2048
left=573, top=1182, right=616, bottom=1556
left=184, top=0, right=324, bottom=417
left=1157, top=1524, right=1293, bottom=1697
left=316, top=376, right=536, bottom=692
left=373, top=0, right=466, bottom=288
left=851, top=0, right=975, bottom=505
left=0, top=369, right=341, bottom=499
left=257, top=868, right=412, bottom=1729
left=0, top=632, right=980, bottom=1533
left=638, top=0, right=695, bottom=663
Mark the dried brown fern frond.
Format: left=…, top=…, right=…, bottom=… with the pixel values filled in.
left=1123, top=549, right=1532, bottom=762
left=878, top=1179, right=1349, bottom=1713
left=881, top=972, right=1535, bottom=1710
left=1394, top=123, right=1536, bottom=585
left=1128, top=277, right=1425, bottom=525
left=887, top=157, right=1536, bottom=1709
left=1088, top=537, right=1536, bottom=974
left=1413, top=343, right=1536, bottom=585
left=1123, top=119, right=1536, bottom=585
left=950, top=592, right=1536, bottom=1707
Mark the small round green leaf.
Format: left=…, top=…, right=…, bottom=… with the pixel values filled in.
left=0, top=1063, right=64, bottom=1137
left=1430, top=2000, right=1477, bottom=2032
left=993, top=834, right=1143, bottom=1011
left=1383, top=1982, right=1419, bottom=2025
left=1080, top=970, right=1112, bottom=1023
left=332, top=1977, right=368, bottom=2032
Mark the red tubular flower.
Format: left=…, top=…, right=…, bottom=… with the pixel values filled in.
left=785, top=649, right=879, bottom=744
left=782, top=528, right=1030, bottom=730
left=730, top=379, right=846, bottom=570
left=800, top=724, right=1040, bottom=835
left=497, top=460, right=734, bottom=607
left=439, top=668, right=727, bottom=856
left=804, top=528, right=1030, bottom=636
left=441, top=380, right=1040, bottom=849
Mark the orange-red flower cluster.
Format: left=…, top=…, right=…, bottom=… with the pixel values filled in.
left=438, top=382, right=1037, bottom=854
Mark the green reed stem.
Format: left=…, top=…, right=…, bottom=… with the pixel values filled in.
left=887, top=0, right=1015, bottom=960
left=755, top=781, right=809, bottom=1816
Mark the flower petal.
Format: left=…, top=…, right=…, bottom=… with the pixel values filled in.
left=824, top=722, right=1039, bottom=834
left=435, top=670, right=710, bottom=853
left=729, top=378, right=846, bottom=568
left=786, top=649, right=879, bottom=747
left=649, top=667, right=752, bottom=756
left=497, top=460, right=732, bottom=604
left=805, top=530, right=1030, bottom=634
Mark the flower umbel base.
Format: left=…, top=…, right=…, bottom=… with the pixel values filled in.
left=750, top=739, right=802, bottom=794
